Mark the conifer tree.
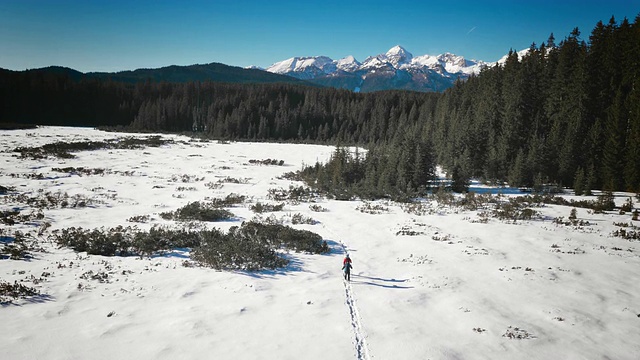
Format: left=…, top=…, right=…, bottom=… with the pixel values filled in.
left=574, top=167, right=585, bottom=195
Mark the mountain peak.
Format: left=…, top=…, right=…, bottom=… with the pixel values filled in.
left=385, top=45, right=413, bottom=65
left=386, top=45, right=409, bottom=55
left=336, top=55, right=360, bottom=72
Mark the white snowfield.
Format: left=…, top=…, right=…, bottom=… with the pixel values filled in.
left=1, top=127, right=639, bottom=360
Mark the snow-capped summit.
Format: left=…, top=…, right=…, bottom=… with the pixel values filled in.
left=336, top=55, right=360, bottom=72
left=385, top=45, right=413, bottom=67
left=266, top=56, right=336, bottom=80
left=411, top=54, right=444, bottom=72
left=360, top=45, right=414, bottom=70
left=436, top=53, right=487, bottom=75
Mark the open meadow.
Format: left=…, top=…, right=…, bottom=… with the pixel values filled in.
left=1, top=127, right=639, bottom=360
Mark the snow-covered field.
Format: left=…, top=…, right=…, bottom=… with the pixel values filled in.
left=1, top=127, right=639, bottom=360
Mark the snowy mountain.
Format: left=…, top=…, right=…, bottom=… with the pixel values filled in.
left=265, top=45, right=495, bottom=92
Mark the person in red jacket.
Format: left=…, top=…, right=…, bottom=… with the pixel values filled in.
left=342, top=254, right=353, bottom=281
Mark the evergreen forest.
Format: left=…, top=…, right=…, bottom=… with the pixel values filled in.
left=1, top=15, right=639, bottom=193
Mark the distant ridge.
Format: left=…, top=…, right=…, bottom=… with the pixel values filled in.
left=3, top=62, right=314, bottom=86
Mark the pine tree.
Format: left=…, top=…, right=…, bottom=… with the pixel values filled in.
left=450, top=164, right=470, bottom=193
left=573, top=167, right=585, bottom=195
left=508, top=149, right=527, bottom=187
left=601, top=89, right=626, bottom=190
left=585, top=164, right=596, bottom=196
left=624, top=85, right=640, bottom=192
left=546, top=28, right=587, bottom=185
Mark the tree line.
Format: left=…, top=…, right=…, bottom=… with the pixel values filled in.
left=1, top=15, right=638, bottom=192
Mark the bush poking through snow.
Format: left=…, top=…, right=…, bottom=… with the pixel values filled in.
left=554, top=209, right=591, bottom=227
left=621, top=198, right=634, bottom=213
left=2, top=210, right=25, bottom=226
left=434, top=187, right=456, bottom=207
left=191, top=229, right=287, bottom=271
left=160, top=201, right=234, bottom=222
left=290, top=213, right=316, bottom=225
left=491, top=199, right=538, bottom=222
left=176, top=186, right=197, bottom=192
left=208, top=193, right=246, bottom=207
left=267, top=185, right=318, bottom=203
left=502, top=326, right=535, bottom=340
left=2, top=190, right=100, bottom=210
left=611, top=227, right=640, bottom=240
left=204, top=181, right=223, bottom=190
left=52, top=223, right=327, bottom=270
left=0, top=280, right=40, bottom=304
left=277, top=171, right=302, bottom=181
left=127, top=215, right=150, bottom=223
left=229, top=222, right=329, bottom=254
left=216, top=177, right=250, bottom=184
left=356, top=202, right=390, bottom=214
left=51, top=167, right=107, bottom=176
left=53, top=226, right=135, bottom=256
left=13, top=136, right=172, bottom=160
left=401, top=202, right=435, bottom=216
left=569, top=208, right=578, bottom=221
left=248, top=158, right=284, bottom=166
left=309, top=204, right=328, bottom=212
left=459, top=192, right=498, bottom=211
left=170, top=174, right=205, bottom=183
left=250, top=214, right=283, bottom=225
left=567, top=192, right=614, bottom=212
left=250, top=202, right=285, bottom=213
left=1, top=232, right=32, bottom=260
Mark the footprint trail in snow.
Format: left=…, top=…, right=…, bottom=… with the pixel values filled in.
left=343, top=279, right=371, bottom=360
left=323, top=223, right=372, bottom=360
left=339, top=242, right=371, bottom=360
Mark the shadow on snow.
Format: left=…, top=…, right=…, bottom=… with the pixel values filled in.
left=1, top=293, right=55, bottom=307
left=235, top=255, right=307, bottom=279
left=236, top=239, right=343, bottom=279
left=350, top=274, right=414, bottom=289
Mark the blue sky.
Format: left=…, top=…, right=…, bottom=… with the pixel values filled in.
left=1, top=0, right=638, bottom=72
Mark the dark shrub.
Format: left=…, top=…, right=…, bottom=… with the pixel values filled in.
left=0, top=281, right=40, bottom=304
left=235, top=222, right=329, bottom=254
left=163, top=201, right=234, bottom=222
left=191, top=229, right=286, bottom=270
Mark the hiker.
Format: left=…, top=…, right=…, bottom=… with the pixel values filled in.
left=342, top=254, right=353, bottom=281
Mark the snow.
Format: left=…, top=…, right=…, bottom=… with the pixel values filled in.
left=2, top=127, right=640, bottom=360
left=411, top=54, right=442, bottom=68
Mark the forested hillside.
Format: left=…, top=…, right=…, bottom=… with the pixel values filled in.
left=433, top=17, right=640, bottom=193
left=1, top=15, right=638, bottom=192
